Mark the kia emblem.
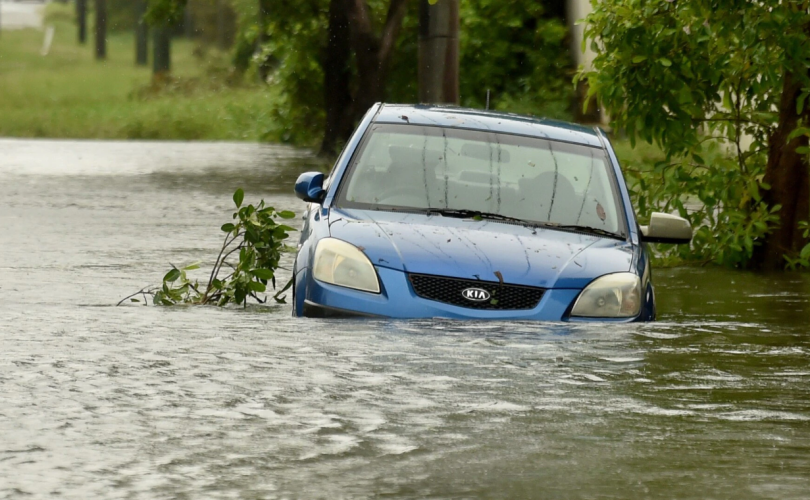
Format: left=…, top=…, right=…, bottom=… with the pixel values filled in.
left=462, top=287, right=491, bottom=302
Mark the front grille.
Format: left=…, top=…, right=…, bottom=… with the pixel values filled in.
left=408, top=273, right=545, bottom=310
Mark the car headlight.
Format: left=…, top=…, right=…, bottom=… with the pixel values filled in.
left=570, top=273, right=641, bottom=318
left=313, top=238, right=380, bottom=293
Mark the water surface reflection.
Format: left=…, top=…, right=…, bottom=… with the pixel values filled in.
left=1, top=139, right=808, bottom=499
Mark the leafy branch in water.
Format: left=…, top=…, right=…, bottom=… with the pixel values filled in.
left=118, top=188, right=296, bottom=307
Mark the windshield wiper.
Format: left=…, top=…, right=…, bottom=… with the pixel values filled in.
left=543, top=223, right=622, bottom=239
left=382, top=207, right=622, bottom=238
left=425, top=208, right=530, bottom=225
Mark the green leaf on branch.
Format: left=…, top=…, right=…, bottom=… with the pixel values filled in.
left=252, top=269, right=275, bottom=280
left=233, top=188, right=244, bottom=208
left=221, top=223, right=236, bottom=233
left=163, top=268, right=181, bottom=283
left=278, top=211, right=297, bottom=219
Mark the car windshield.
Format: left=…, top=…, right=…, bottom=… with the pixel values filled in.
left=336, top=123, right=625, bottom=236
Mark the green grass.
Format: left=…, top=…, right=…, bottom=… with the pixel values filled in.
left=611, top=138, right=666, bottom=173
left=0, top=3, right=279, bottom=141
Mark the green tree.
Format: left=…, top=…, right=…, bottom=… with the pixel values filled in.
left=459, top=0, right=571, bottom=117
left=580, top=0, right=810, bottom=269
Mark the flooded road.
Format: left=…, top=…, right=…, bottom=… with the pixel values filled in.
left=1, top=138, right=809, bottom=499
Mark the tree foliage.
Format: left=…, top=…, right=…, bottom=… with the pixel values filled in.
left=231, top=0, right=572, bottom=147
left=580, top=0, right=810, bottom=268
left=145, top=0, right=187, bottom=26
left=459, top=0, right=572, bottom=118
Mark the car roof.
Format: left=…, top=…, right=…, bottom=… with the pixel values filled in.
left=374, top=104, right=604, bottom=148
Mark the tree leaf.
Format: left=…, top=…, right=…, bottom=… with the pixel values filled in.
left=163, top=268, right=181, bottom=283
left=658, top=58, right=672, bottom=67
left=278, top=210, right=296, bottom=219
left=632, top=55, right=647, bottom=63
left=221, top=223, right=236, bottom=233
left=252, top=269, right=275, bottom=280
left=233, top=188, right=244, bottom=208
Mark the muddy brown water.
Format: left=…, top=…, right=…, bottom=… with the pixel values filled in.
left=1, top=138, right=809, bottom=499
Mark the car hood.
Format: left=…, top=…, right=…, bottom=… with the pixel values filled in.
left=327, top=208, right=635, bottom=289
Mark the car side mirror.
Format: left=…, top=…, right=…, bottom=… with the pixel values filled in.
left=640, top=212, right=692, bottom=244
left=294, top=172, right=326, bottom=203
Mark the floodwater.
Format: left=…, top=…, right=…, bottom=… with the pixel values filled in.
left=1, top=138, right=809, bottom=499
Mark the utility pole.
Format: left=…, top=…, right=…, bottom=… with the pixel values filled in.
left=418, top=0, right=459, bottom=105
left=135, top=0, right=148, bottom=65
left=95, top=0, right=107, bottom=59
left=77, top=0, right=87, bottom=44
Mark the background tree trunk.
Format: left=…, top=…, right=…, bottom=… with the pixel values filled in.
left=319, top=0, right=354, bottom=157
left=347, top=0, right=409, bottom=117
left=135, top=0, right=149, bottom=66
left=418, top=0, right=459, bottom=104
left=94, top=0, right=107, bottom=60
left=217, top=0, right=227, bottom=50
left=756, top=70, right=810, bottom=270
left=153, top=27, right=171, bottom=78
left=76, top=0, right=87, bottom=44
left=257, top=0, right=273, bottom=81
left=317, top=0, right=409, bottom=157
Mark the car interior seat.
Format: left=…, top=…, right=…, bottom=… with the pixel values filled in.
left=516, top=171, right=581, bottom=224
left=384, top=146, right=444, bottom=205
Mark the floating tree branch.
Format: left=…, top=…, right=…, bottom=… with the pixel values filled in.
left=119, top=189, right=296, bottom=308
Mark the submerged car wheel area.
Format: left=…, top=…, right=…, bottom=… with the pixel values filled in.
left=292, top=104, right=692, bottom=322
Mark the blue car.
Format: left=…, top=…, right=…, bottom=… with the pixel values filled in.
left=292, top=104, right=692, bottom=321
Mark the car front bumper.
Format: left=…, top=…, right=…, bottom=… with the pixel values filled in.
left=298, top=266, right=642, bottom=322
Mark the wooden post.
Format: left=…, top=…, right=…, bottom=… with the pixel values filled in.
left=95, top=0, right=107, bottom=60
left=135, top=0, right=149, bottom=66
left=418, top=0, right=459, bottom=105
left=77, top=0, right=87, bottom=44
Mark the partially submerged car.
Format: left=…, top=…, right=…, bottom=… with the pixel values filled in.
left=292, top=104, right=692, bottom=321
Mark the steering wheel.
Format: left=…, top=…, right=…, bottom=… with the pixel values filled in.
left=376, top=187, right=428, bottom=205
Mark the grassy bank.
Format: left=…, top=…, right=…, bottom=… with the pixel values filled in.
left=0, top=4, right=279, bottom=141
